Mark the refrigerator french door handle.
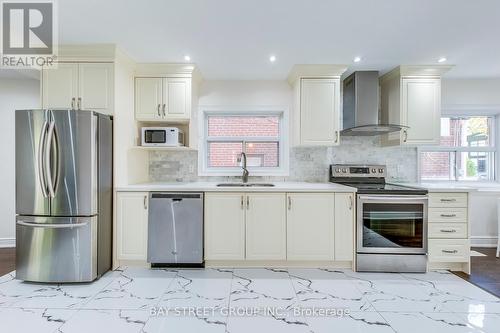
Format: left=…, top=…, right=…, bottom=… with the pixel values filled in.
left=38, top=120, right=49, bottom=198
left=45, top=120, right=56, bottom=197
left=17, top=220, right=89, bottom=228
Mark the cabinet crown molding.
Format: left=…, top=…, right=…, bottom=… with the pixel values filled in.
left=135, top=63, right=202, bottom=81
left=287, top=64, right=348, bottom=85
left=55, top=44, right=119, bottom=62
left=380, top=65, right=455, bottom=82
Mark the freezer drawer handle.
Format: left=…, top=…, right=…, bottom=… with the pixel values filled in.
left=17, top=221, right=89, bottom=228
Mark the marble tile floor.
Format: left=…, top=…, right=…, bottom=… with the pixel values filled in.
left=0, top=267, right=499, bottom=333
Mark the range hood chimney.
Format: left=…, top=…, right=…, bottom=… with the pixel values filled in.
left=341, top=71, right=407, bottom=136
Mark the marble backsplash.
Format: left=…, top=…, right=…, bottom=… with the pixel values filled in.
left=149, top=136, right=418, bottom=183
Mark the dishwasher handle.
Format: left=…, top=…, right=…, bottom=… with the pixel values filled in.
left=150, top=193, right=202, bottom=199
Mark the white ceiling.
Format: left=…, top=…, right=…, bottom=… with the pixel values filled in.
left=13, top=0, right=500, bottom=79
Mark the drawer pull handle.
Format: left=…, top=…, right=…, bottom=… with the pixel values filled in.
left=440, top=229, right=457, bottom=233
left=440, top=214, right=457, bottom=218
left=440, top=198, right=456, bottom=202
left=442, top=249, right=458, bottom=254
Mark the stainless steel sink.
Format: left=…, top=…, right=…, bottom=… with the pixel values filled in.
left=216, top=183, right=275, bottom=187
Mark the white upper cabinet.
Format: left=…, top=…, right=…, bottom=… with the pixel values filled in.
left=164, top=78, right=191, bottom=119
left=79, top=63, right=114, bottom=112
left=42, top=63, right=78, bottom=109
left=380, top=65, right=453, bottom=146
left=135, top=77, right=191, bottom=121
left=288, top=65, right=347, bottom=146
left=300, top=79, right=340, bottom=145
left=135, top=78, right=163, bottom=121
left=42, top=62, right=114, bottom=114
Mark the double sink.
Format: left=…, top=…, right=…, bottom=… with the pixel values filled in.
left=216, top=183, right=275, bottom=187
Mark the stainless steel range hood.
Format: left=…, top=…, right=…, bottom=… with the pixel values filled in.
left=341, top=71, right=407, bottom=136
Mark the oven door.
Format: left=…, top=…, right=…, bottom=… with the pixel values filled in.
left=357, top=195, right=428, bottom=254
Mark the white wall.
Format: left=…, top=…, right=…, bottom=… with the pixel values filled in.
left=198, top=80, right=292, bottom=106
left=442, top=78, right=500, bottom=247
left=0, top=77, right=40, bottom=247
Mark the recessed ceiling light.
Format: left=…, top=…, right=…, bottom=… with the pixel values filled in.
left=184, top=55, right=191, bottom=62
left=438, top=57, right=447, bottom=63
left=353, top=56, right=362, bottom=63
left=269, top=55, right=277, bottom=63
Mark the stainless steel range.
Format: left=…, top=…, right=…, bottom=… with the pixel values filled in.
left=330, top=164, right=429, bottom=273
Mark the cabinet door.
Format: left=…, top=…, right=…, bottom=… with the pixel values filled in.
left=205, top=193, right=245, bottom=260
left=42, top=63, right=78, bottom=108
left=163, top=78, right=191, bottom=119
left=116, top=192, right=148, bottom=260
left=402, top=78, right=441, bottom=145
left=246, top=193, right=286, bottom=260
left=135, top=78, right=163, bottom=121
left=300, top=79, right=340, bottom=146
left=79, top=63, right=114, bottom=114
left=334, top=193, right=355, bottom=261
left=287, top=193, right=335, bottom=260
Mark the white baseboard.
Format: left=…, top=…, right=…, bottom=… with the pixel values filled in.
left=0, top=238, right=15, bottom=248
left=470, top=236, right=498, bottom=248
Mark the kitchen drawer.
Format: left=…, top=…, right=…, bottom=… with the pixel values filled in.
left=429, top=193, right=467, bottom=208
left=429, top=208, right=467, bottom=223
left=428, top=239, right=469, bottom=262
left=428, top=223, right=467, bottom=239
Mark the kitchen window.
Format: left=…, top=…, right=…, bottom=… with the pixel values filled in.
left=419, top=116, right=496, bottom=181
left=199, top=108, right=288, bottom=176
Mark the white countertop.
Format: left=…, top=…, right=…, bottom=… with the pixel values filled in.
left=115, top=181, right=357, bottom=193
left=396, top=182, right=500, bottom=193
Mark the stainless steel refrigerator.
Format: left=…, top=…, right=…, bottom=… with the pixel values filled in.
left=15, top=109, right=113, bottom=283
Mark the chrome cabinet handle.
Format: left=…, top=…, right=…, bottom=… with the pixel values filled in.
left=440, top=214, right=457, bottom=218
left=440, top=198, right=456, bottom=202
left=403, top=130, right=408, bottom=143
left=71, top=97, right=75, bottom=110
left=349, top=195, right=353, bottom=210
left=143, top=195, right=147, bottom=210
left=162, top=104, right=166, bottom=117
left=38, top=120, right=49, bottom=198
left=77, top=97, right=82, bottom=110
left=246, top=196, right=250, bottom=210
left=17, top=221, right=89, bottom=228
left=442, top=249, right=458, bottom=254
left=288, top=196, right=292, bottom=210
left=440, top=229, right=457, bottom=233
left=45, top=120, right=56, bottom=198
left=157, top=104, right=161, bottom=117
left=334, top=130, right=339, bottom=143
left=241, top=196, right=244, bottom=210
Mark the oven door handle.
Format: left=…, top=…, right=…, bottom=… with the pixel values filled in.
left=358, top=195, right=428, bottom=201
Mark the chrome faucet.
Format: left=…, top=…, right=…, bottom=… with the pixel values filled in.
left=239, top=152, right=249, bottom=183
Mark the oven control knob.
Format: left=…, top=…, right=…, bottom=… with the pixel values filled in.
left=378, top=168, right=384, bottom=173
left=335, top=168, right=341, bottom=173
left=342, top=168, right=347, bottom=173
left=371, top=168, right=376, bottom=173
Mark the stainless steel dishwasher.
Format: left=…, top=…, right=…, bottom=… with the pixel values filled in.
left=148, top=192, right=204, bottom=267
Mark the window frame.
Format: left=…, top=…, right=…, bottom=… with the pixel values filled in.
left=198, top=106, right=289, bottom=177
left=418, top=115, right=497, bottom=182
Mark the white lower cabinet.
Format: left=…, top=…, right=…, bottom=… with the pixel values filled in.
left=246, top=193, right=286, bottom=260
left=116, top=192, right=149, bottom=261
left=287, top=193, right=335, bottom=260
left=204, top=193, right=246, bottom=260
left=334, top=193, right=355, bottom=261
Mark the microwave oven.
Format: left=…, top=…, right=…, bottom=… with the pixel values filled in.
left=141, top=127, right=185, bottom=147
